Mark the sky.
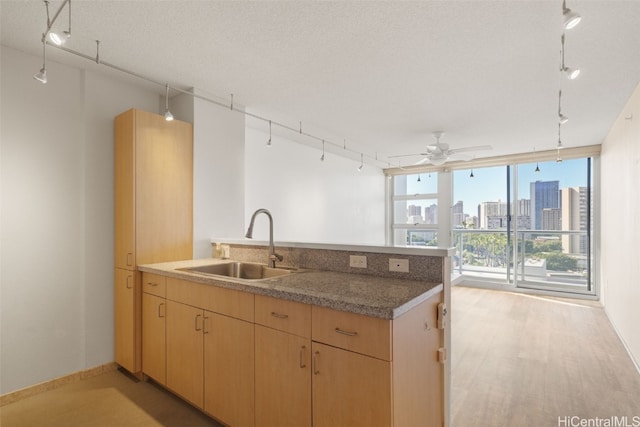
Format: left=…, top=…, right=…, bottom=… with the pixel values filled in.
left=403, top=158, right=590, bottom=217
left=452, top=158, right=590, bottom=216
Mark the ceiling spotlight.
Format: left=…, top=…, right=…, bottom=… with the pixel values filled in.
left=560, top=34, right=580, bottom=80
left=562, top=0, right=581, bottom=30
left=48, top=30, right=70, bottom=46
left=33, top=36, right=47, bottom=84
left=562, top=66, right=581, bottom=80
left=559, top=113, right=569, bottom=124
left=320, top=140, right=325, bottom=162
left=164, top=83, right=174, bottom=121
left=357, top=153, right=364, bottom=172
left=44, top=0, right=72, bottom=46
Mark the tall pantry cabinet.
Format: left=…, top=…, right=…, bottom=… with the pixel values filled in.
left=114, top=109, right=193, bottom=374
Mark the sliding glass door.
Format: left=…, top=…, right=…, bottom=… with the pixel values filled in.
left=450, top=157, right=595, bottom=295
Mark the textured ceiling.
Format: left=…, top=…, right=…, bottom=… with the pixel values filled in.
left=2, top=1, right=640, bottom=168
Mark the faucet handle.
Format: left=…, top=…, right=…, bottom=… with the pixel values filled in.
left=270, top=253, right=284, bottom=262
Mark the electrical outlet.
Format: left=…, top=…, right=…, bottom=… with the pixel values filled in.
left=389, top=258, right=409, bottom=273
left=349, top=255, right=367, bottom=268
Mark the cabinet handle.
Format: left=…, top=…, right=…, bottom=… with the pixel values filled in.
left=147, top=281, right=158, bottom=287
left=335, top=327, right=358, bottom=337
left=313, top=351, right=320, bottom=375
left=195, top=314, right=202, bottom=331
left=158, top=303, right=165, bottom=318
left=299, top=345, right=307, bottom=368
left=126, top=253, right=133, bottom=267
left=270, top=311, right=289, bottom=319
left=126, top=275, right=133, bottom=289
left=203, top=316, right=209, bottom=334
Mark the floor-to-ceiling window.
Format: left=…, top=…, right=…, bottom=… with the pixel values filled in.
left=388, top=154, right=597, bottom=296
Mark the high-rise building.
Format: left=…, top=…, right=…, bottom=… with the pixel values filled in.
left=407, top=204, right=422, bottom=217
left=479, top=200, right=507, bottom=228
left=425, top=203, right=438, bottom=225
left=542, top=208, right=562, bottom=230
left=561, top=186, right=589, bottom=254
left=452, top=201, right=465, bottom=227
left=531, top=180, right=559, bottom=230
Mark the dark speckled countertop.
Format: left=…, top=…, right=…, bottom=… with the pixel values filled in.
left=138, top=258, right=443, bottom=320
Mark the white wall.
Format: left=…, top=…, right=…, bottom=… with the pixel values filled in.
left=0, top=46, right=159, bottom=393
left=192, top=92, right=245, bottom=258
left=0, top=45, right=386, bottom=395
left=600, top=80, right=640, bottom=370
left=245, top=127, right=386, bottom=244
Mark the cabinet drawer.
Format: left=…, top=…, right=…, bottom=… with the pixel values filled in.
left=142, top=273, right=167, bottom=297
left=166, top=277, right=254, bottom=322
left=255, top=295, right=311, bottom=338
left=312, top=306, right=391, bottom=361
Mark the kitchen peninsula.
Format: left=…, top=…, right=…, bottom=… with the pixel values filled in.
left=136, top=241, right=452, bottom=427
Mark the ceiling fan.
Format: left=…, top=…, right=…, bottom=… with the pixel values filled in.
left=390, top=131, right=492, bottom=166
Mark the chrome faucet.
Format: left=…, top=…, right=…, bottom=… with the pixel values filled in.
left=245, top=208, right=283, bottom=268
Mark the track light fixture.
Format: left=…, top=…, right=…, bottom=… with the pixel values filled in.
left=320, top=140, right=325, bottom=161
left=44, top=0, right=72, bottom=46
left=560, top=34, right=580, bottom=80
left=558, top=90, right=568, bottom=124
left=535, top=163, right=541, bottom=173
left=164, top=83, right=174, bottom=121
left=357, top=153, right=364, bottom=172
left=266, top=120, right=272, bottom=147
left=470, top=169, right=475, bottom=178
left=562, top=0, right=581, bottom=30
left=33, top=35, right=48, bottom=84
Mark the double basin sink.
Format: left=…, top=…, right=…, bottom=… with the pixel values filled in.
left=179, top=261, right=297, bottom=281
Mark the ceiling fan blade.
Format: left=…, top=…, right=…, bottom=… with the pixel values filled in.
left=449, top=145, right=493, bottom=154
left=415, top=157, right=430, bottom=165
left=388, top=152, right=428, bottom=158
left=448, top=153, right=473, bottom=161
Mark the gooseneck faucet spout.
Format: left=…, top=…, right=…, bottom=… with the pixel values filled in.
left=245, top=208, right=283, bottom=268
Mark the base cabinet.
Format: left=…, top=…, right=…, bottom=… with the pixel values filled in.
left=114, top=269, right=139, bottom=373
left=311, top=342, right=391, bottom=427
left=166, top=300, right=204, bottom=407
left=255, top=325, right=311, bottom=427
left=142, top=293, right=166, bottom=385
left=142, top=275, right=444, bottom=427
left=204, top=312, right=255, bottom=427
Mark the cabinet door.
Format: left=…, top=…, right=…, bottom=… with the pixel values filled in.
left=142, top=293, right=166, bottom=384
left=135, top=110, right=193, bottom=265
left=114, top=268, right=140, bottom=372
left=312, top=342, right=392, bottom=427
left=114, top=111, right=135, bottom=269
left=203, top=312, right=254, bottom=427
left=166, top=300, right=203, bottom=408
left=255, top=325, right=311, bottom=427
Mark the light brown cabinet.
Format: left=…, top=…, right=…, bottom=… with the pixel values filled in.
left=114, top=108, right=193, bottom=374
left=312, top=341, right=391, bottom=427
left=166, top=300, right=204, bottom=407
left=141, top=272, right=444, bottom=427
left=114, top=269, right=139, bottom=373
left=255, top=296, right=312, bottom=427
left=204, top=312, right=255, bottom=427
left=142, top=292, right=166, bottom=385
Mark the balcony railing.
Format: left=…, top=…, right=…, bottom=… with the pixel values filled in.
left=452, top=228, right=591, bottom=291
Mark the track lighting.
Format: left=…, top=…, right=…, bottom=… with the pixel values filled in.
left=164, top=83, right=174, bottom=121
left=357, top=153, right=364, bottom=172
left=562, top=0, right=581, bottom=30
left=560, top=34, right=580, bottom=80
left=320, top=140, right=325, bottom=161
left=535, top=163, right=540, bottom=173
left=44, top=0, right=72, bottom=46
left=33, top=36, right=47, bottom=84
left=470, top=169, right=475, bottom=178
left=558, top=90, right=569, bottom=124
left=266, top=120, right=272, bottom=147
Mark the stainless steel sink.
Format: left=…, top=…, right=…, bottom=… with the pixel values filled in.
left=179, top=261, right=295, bottom=280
